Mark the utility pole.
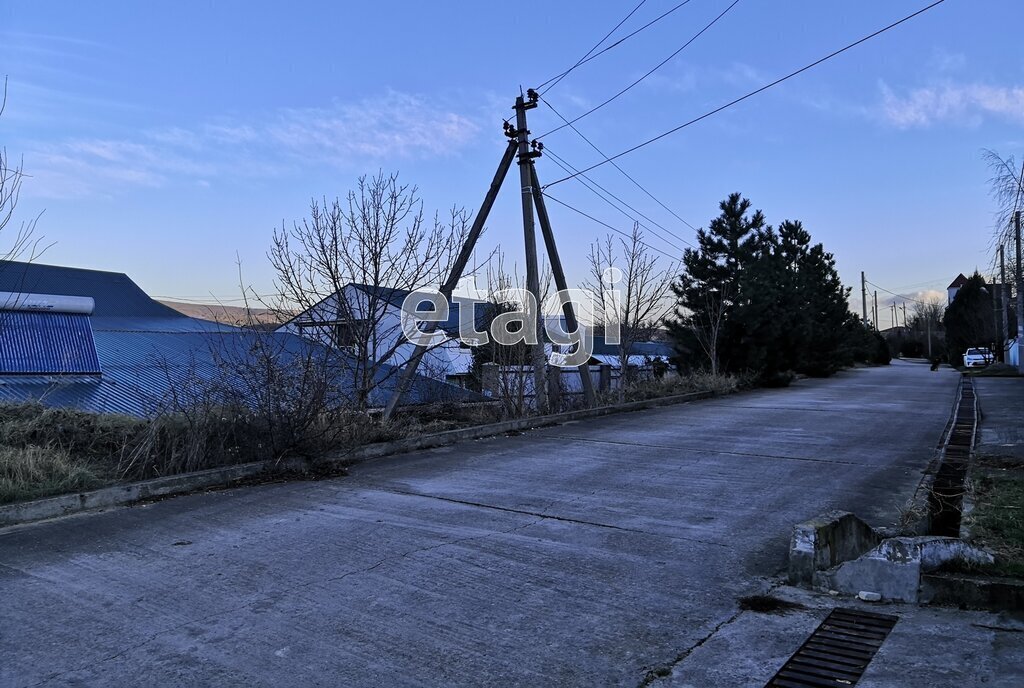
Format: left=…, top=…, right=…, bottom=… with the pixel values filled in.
left=1001, top=244, right=1009, bottom=363
left=873, top=291, right=878, bottom=330
left=514, top=91, right=549, bottom=413
left=530, top=165, right=597, bottom=406
left=927, top=316, right=932, bottom=359
left=861, top=271, right=868, bottom=324
left=1016, top=211, right=1023, bottom=373
left=382, top=90, right=598, bottom=417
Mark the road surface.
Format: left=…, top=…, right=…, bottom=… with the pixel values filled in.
left=3, top=362, right=1000, bottom=687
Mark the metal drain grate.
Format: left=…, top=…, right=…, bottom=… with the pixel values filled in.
left=765, top=607, right=898, bottom=687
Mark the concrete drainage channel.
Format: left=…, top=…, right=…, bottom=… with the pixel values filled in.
left=787, top=374, right=1010, bottom=609
left=927, top=375, right=976, bottom=537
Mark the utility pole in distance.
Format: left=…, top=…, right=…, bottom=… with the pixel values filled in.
left=873, top=291, right=878, bottom=330
left=1001, top=244, right=1009, bottom=363
left=861, top=271, right=868, bottom=324
left=1016, top=211, right=1023, bottom=373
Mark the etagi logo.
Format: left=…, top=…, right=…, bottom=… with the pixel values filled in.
left=400, top=271, right=622, bottom=368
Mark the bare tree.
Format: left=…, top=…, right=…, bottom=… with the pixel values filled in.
left=687, top=280, right=733, bottom=377
left=983, top=149, right=1024, bottom=249
left=581, top=224, right=676, bottom=393
left=269, top=171, right=471, bottom=410
left=1, top=79, right=45, bottom=266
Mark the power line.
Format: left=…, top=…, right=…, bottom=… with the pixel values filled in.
left=535, top=0, right=697, bottom=94
left=538, top=0, right=648, bottom=96
left=544, top=0, right=946, bottom=188
left=538, top=0, right=742, bottom=139
left=540, top=190, right=682, bottom=262
left=543, top=145, right=695, bottom=252
left=541, top=95, right=700, bottom=238
left=864, top=280, right=933, bottom=307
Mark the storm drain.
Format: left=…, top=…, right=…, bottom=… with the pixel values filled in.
left=765, top=607, right=899, bottom=687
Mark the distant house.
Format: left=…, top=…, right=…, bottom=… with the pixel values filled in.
left=587, top=335, right=674, bottom=369
left=277, top=283, right=491, bottom=387
left=947, top=273, right=968, bottom=305
left=0, top=262, right=482, bottom=415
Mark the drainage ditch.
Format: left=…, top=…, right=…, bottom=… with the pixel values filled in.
left=927, top=375, right=977, bottom=537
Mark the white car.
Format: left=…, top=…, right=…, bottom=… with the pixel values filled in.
left=963, top=348, right=993, bottom=368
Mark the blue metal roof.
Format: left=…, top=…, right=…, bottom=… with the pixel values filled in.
left=0, top=312, right=101, bottom=374
left=590, top=335, right=675, bottom=359
left=0, top=261, right=183, bottom=320
left=0, top=263, right=486, bottom=415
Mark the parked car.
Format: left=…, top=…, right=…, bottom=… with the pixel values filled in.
left=963, top=347, right=993, bottom=368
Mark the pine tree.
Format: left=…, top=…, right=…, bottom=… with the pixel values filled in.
left=667, top=193, right=766, bottom=374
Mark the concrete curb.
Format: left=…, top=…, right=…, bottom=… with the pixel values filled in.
left=0, top=388, right=718, bottom=529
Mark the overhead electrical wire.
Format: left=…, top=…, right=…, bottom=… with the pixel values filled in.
left=538, top=0, right=742, bottom=139
left=543, top=145, right=695, bottom=252
left=540, top=190, right=682, bottom=262
left=542, top=147, right=691, bottom=256
left=541, top=95, right=700, bottom=238
left=543, top=0, right=946, bottom=189
left=535, top=0, right=697, bottom=95
left=864, top=280, right=933, bottom=307
left=538, top=0, right=649, bottom=96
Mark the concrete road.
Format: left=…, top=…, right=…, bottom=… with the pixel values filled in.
left=1, top=362, right=1009, bottom=687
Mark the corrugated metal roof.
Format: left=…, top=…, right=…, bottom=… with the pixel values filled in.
left=0, top=312, right=101, bottom=374
left=590, top=335, right=675, bottom=358
left=0, top=261, right=182, bottom=319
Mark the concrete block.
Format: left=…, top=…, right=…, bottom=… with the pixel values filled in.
left=788, top=511, right=882, bottom=585
left=817, top=536, right=995, bottom=603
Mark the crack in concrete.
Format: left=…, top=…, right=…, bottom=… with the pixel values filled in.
left=638, top=609, right=744, bottom=687
left=637, top=581, right=785, bottom=687
left=381, top=488, right=730, bottom=548
left=537, top=434, right=873, bottom=467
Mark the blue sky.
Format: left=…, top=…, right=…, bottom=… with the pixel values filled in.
left=2, top=0, right=1022, bottom=328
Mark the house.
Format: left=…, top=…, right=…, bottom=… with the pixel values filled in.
left=947, top=273, right=968, bottom=305
left=277, top=283, right=492, bottom=387
left=0, top=262, right=482, bottom=416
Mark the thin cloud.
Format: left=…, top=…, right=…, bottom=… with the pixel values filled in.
left=18, top=91, right=480, bottom=199
left=879, top=81, right=1024, bottom=128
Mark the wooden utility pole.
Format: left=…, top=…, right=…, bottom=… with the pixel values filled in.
left=1016, top=211, right=1023, bottom=373
left=514, top=92, right=549, bottom=413
left=873, top=291, right=878, bottom=330
left=530, top=165, right=596, bottom=406
left=861, top=271, right=868, bottom=324
left=383, top=90, right=596, bottom=417
left=1001, top=244, right=1009, bottom=363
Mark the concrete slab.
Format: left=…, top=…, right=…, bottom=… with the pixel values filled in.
left=652, top=586, right=1024, bottom=687
left=0, top=363, right=975, bottom=686
left=975, top=376, right=1024, bottom=457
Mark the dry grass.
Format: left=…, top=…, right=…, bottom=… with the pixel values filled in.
left=965, top=469, right=1024, bottom=578
left=0, top=445, right=111, bottom=504
left=613, top=371, right=742, bottom=403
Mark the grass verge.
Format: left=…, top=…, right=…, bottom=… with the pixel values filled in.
left=962, top=457, right=1024, bottom=578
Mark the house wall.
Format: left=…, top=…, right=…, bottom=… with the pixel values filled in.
left=279, top=285, right=459, bottom=381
